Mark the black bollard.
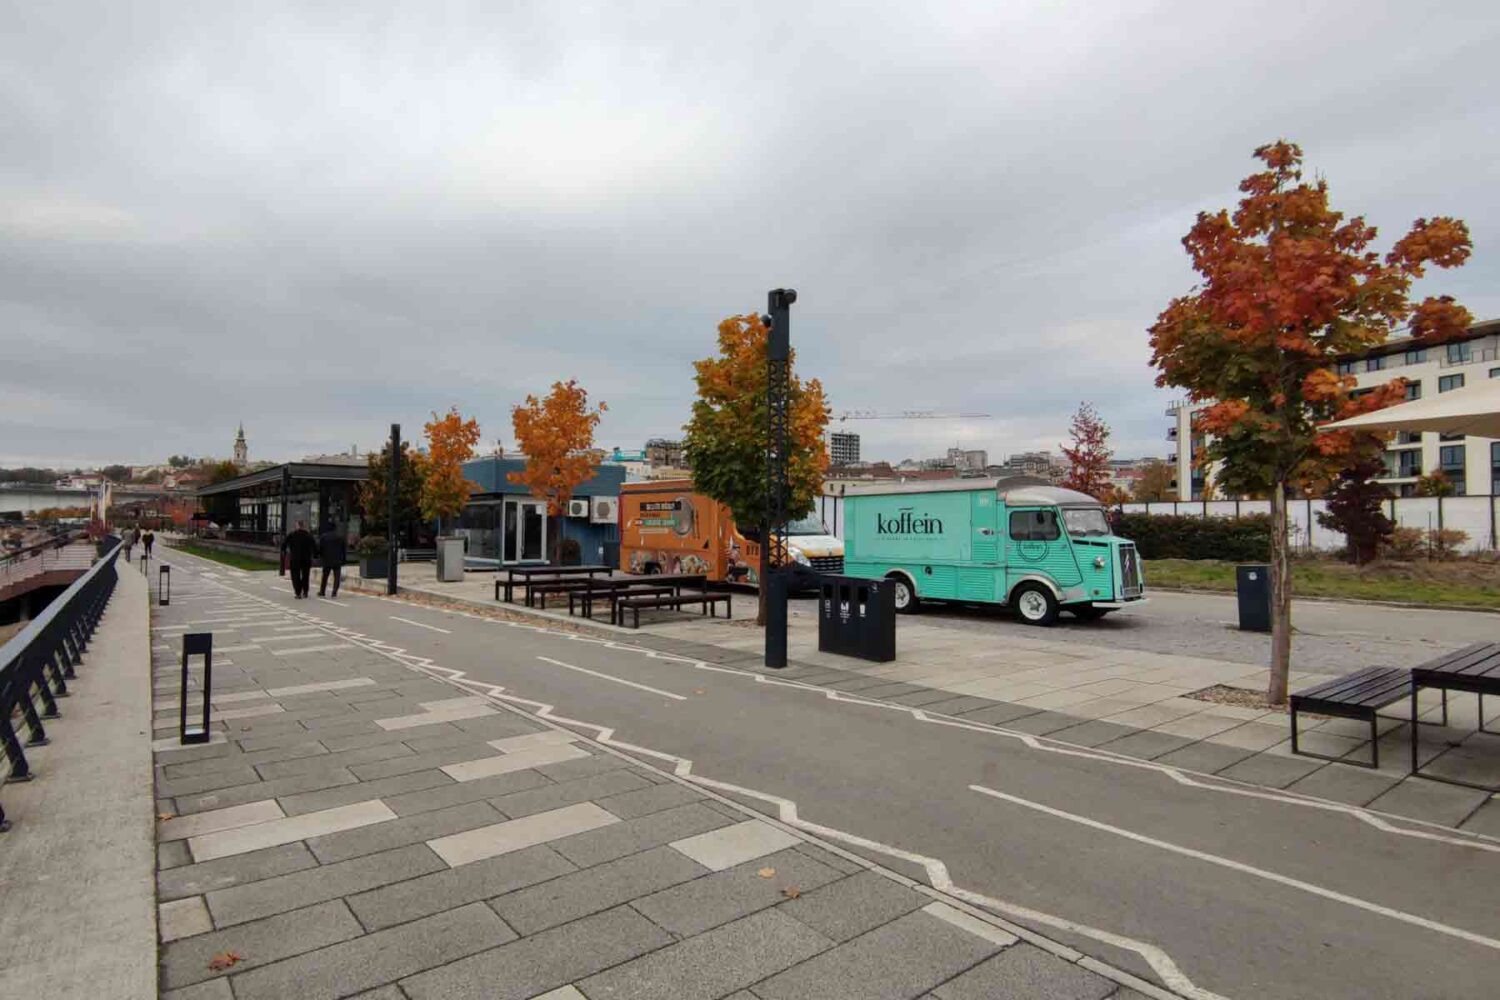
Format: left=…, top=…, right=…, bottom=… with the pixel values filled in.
left=159, top=565, right=170, bottom=606
left=179, top=632, right=213, bottom=744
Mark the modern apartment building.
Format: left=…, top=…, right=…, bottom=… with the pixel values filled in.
left=828, top=431, right=861, bottom=466
left=1166, top=319, right=1500, bottom=500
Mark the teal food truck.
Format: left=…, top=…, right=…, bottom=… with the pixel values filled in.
left=841, top=480, right=1145, bottom=625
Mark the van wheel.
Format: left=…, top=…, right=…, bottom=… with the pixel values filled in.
left=1071, top=605, right=1110, bottom=621
left=890, top=576, right=920, bottom=614
left=1013, top=584, right=1059, bottom=626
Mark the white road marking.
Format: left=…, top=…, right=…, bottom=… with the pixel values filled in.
left=969, top=784, right=1500, bottom=954
left=390, top=616, right=451, bottom=634
left=317, top=597, right=349, bottom=607
left=536, top=655, right=687, bottom=701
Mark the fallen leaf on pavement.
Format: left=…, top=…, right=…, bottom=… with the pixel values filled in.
left=157, top=813, right=174, bottom=822
left=781, top=886, right=802, bottom=899
left=757, top=867, right=776, bottom=878
left=207, top=951, right=243, bottom=971
left=694, top=689, right=706, bottom=695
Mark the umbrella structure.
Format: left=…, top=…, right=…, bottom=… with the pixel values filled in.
left=1323, top=378, right=1500, bottom=439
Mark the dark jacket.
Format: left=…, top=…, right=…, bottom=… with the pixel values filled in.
left=282, top=528, right=318, bottom=565
left=318, top=529, right=348, bottom=566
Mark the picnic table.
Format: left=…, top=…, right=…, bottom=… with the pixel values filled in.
left=1410, top=642, right=1500, bottom=791
left=563, top=574, right=709, bottom=623
left=495, top=564, right=611, bottom=604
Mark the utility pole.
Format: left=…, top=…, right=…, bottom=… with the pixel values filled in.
left=387, top=423, right=399, bottom=596
left=764, top=288, right=796, bottom=669
left=278, top=465, right=290, bottom=576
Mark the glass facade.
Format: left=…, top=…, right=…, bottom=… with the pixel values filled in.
left=1439, top=445, right=1466, bottom=495
left=1447, top=342, right=1472, bottom=363
left=1439, top=374, right=1465, bottom=393
left=1398, top=450, right=1422, bottom=477
left=1366, top=355, right=1386, bottom=372
left=1404, top=347, right=1427, bottom=364
left=1404, top=381, right=1422, bottom=401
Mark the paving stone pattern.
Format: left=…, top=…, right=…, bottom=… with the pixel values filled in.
left=152, top=568, right=1133, bottom=999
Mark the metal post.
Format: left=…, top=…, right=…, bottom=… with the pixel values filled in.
left=279, top=465, right=291, bottom=575
left=159, top=564, right=170, bottom=606
left=179, top=632, right=212, bottom=744
left=765, top=288, right=796, bottom=669
left=388, top=423, right=400, bottom=596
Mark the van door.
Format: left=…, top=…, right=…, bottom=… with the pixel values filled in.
left=1005, top=507, right=1083, bottom=593
left=958, top=491, right=1000, bottom=601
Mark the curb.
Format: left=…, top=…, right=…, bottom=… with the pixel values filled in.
left=1149, top=584, right=1500, bottom=615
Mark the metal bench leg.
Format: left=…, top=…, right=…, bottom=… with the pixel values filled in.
left=1289, top=705, right=1299, bottom=757
left=1441, top=688, right=1449, bottom=728
left=1410, top=681, right=1419, bottom=775
left=1481, top=693, right=1496, bottom=735
left=1370, top=713, right=1378, bottom=771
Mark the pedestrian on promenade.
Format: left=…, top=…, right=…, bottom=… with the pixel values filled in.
left=142, top=529, right=155, bottom=558
left=317, top=521, right=347, bottom=598
left=121, top=525, right=138, bottom=561
left=281, top=519, right=318, bottom=598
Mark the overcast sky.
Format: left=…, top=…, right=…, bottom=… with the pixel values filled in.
left=3, top=1, right=1497, bottom=469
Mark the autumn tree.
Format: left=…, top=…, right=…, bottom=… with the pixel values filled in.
left=1150, top=140, right=1471, bottom=703
left=1132, top=459, right=1176, bottom=502
left=684, top=313, right=830, bottom=624
left=1316, top=458, right=1393, bottom=564
left=508, top=380, right=607, bottom=563
left=421, top=407, right=482, bottom=534
left=358, top=441, right=428, bottom=545
left=1059, top=402, right=1115, bottom=500
left=1414, top=471, right=1455, bottom=497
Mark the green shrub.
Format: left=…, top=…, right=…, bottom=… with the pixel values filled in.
left=1113, top=513, right=1271, bottom=561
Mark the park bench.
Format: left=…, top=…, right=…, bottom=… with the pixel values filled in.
left=568, top=583, right=678, bottom=624
left=1289, top=666, right=1445, bottom=769
left=617, top=591, right=732, bottom=629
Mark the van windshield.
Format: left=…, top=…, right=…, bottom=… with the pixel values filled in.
left=786, top=515, right=830, bottom=536
left=1062, top=507, right=1111, bottom=538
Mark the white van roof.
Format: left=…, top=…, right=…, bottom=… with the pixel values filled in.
left=835, top=478, right=1100, bottom=505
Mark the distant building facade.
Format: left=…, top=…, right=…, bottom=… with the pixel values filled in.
left=233, top=423, right=249, bottom=468
left=828, top=431, right=861, bottom=466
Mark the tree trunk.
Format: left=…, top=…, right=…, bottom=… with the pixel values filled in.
left=756, top=520, right=769, bottom=627
left=1268, top=481, right=1293, bottom=705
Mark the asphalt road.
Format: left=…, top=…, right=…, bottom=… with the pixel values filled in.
left=903, top=589, right=1498, bottom=675
left=170, top=553, right=1500, bottom=1000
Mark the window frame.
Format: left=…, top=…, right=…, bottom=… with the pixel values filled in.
left=1439, top=373, right=1465, bottom=393
left=1008, top=508, right=1061, bottom=543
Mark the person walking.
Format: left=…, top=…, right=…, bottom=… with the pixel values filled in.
left=317, top=521, right=347, bottom=598
left=142, top=529, right=155, bottom=558
left=281, top=520, right=318, bottom=598
left=121, top=525, right=138, bottom=561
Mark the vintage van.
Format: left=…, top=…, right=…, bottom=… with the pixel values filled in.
left=619, top=480, right=844, bottom=584
left=841, top=480, right=1144, bottom=625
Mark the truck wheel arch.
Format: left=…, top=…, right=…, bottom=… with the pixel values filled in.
left=884, top=570, right=921, bottom=613
left=1007, top=575, right=1063, bottom=605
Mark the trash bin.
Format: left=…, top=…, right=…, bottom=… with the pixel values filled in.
left=818, top=576, right=896, bottom=662
left=1236, top=564, right=1271, bottom=632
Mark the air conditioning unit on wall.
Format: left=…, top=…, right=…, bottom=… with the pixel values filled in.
left=591, top=497, right=619, bottom=524
left=566, top=499, right=590, bottom=518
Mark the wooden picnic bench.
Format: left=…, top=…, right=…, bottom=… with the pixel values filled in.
left=1289, top=666, right=1446, bottom=769
left=617, top=590, right=732, bottom=629
left=568, top=583, right=677, bottom=623
left=563, top=575, right=707, bottom=621
left=1409, top=642, right=1500, bottom=791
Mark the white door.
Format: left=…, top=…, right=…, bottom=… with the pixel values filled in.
left=503, top=499, right=548, bottom=563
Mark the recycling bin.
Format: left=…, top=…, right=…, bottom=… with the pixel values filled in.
left=1236, top=564, right=1271, bottom=632
left=818, top=576, right=896, bottom=662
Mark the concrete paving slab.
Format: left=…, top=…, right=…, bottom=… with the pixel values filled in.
left=442, top=742, right=591, bottom=782
left=922, top=901, right=1018, bottom=948
left=1283, top=763, right=1403, bottom=806
left=160, top=898, right=364, bottom=989
left=492, top=844, right=707, bottom=934
left=486, top=729, right=578, bottom=753
left=189, top=799, right=397, bottom=862
left=929, top=942, right=1118, bottom=1000
left=159, top=799, right=285, bottom=842
left=306, top=800, right=505, bottom=865
left=427, top=801, right=618, bottom=867
left=579, top=908, right=832, bottom=1000
left=1095, top=730, right=1195, bottom=760
left=348, top=843, right=576, bottom=931
left=159, top=842, right=319, bottom=901
left=159, top=896, right=214, bottom=942
left=1043, top=720, right=1141, bottom=748
left=670, top=818, right=800, bottom=871
left=1457, top=798, right=1500, bottom=837
left=779, top=870, right=927, bottom=943
left=206, top=843, right=445, bottom=927
left=1001, top=711, right=1088, bottom=736
left=631, top=846, right=845, bottom=937
left=1215, top=752, right=1326, bottom=789
left=750, top=906, right=999, bottom=1000
left=265, top=677, right=377, bottom=697
left=230, top=902, right=513, bottom=1000
left=274, top=767, right=453, bottom=817
left=381, top=766, right=554, bottom=817
left=1366, top=778, right=1492, bottom=827
left=549, top=802, right=736, bottom=869
left=1205, top=721, right=1289, bottom=752
left=487, top=768, right=652, bottom=819
left=373, top=703, right=498, bottom=731
left=950, top=702, right=1044, bottom=726
left=1153, top=741, right=1258, bottom=775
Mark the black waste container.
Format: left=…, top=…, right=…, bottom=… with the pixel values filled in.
left=1236, top=564, right=1271, bottom=632
left=818, top=576, right=896, bottom=662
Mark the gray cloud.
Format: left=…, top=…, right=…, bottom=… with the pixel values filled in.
left=3, top=1, right=1497, bottom=468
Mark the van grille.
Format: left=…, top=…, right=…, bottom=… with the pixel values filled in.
left=809, top=555, right=845, bottom=574
left=1118, top=544, right=1143, bottom=598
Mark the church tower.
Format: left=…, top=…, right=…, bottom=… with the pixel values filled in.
left=233, top=423, right=248, bottom=467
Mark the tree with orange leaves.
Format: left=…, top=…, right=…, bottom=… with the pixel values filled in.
left=508, top=380, right=607, bottom=563
left=421, top=406, right=482, bottom=534
left=684, top=313, right=829, bottom=624
left=1059, top=402, right=1116, bottom=501
left=1150, top=141, right=1471, bottom=703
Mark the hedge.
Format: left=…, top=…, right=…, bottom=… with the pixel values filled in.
left=1112, top=512, right=1272, bottom=562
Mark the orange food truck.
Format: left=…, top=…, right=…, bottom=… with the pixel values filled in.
left=618, top=480, right=844, bottom=585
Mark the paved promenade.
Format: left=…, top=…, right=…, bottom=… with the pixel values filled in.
left=151, top=562, right=1146, bottom=999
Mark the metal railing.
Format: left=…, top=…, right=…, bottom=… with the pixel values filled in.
left=0, top=536, right=122, bottom=831
left=0, top=533, right=94, bottom=596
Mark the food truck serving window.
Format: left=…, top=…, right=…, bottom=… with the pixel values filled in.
left=1009, top=509, right=1060, bottom=542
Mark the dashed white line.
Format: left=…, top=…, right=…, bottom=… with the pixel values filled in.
left=390, top=616, right=452, bottom=634
left=536, top=655, right=687, bottom=701
left=969, top=784, right=1500, bottom=954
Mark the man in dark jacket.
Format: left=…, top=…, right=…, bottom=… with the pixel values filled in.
left=281, top=520, right=318, bottom=598
left=317, top=521, right=347, bottom=598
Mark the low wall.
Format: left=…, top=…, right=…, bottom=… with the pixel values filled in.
left=168, top=536, right=278, bottom=560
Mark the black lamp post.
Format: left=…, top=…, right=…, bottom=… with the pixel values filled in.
left=764, top=288, right=796, bottom=669
left=388, top=423, right=400, bottom=596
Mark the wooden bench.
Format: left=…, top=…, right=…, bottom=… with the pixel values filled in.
left=1289, top=666, right=1445, bottom=769
left=617, top=592, right=732, bottom=629
left=568, top=583, right=678, bottom=623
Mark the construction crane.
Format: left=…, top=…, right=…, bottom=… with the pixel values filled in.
left=835, top=410, right=992, bottom=422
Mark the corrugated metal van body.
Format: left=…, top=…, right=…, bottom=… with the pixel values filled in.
left=846, top=486, right=1007, bottom=602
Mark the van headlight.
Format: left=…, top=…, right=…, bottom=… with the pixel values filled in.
left=1093, top=556, right=1105, bottom=569
left=792, top=550, right=810, bottom=566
